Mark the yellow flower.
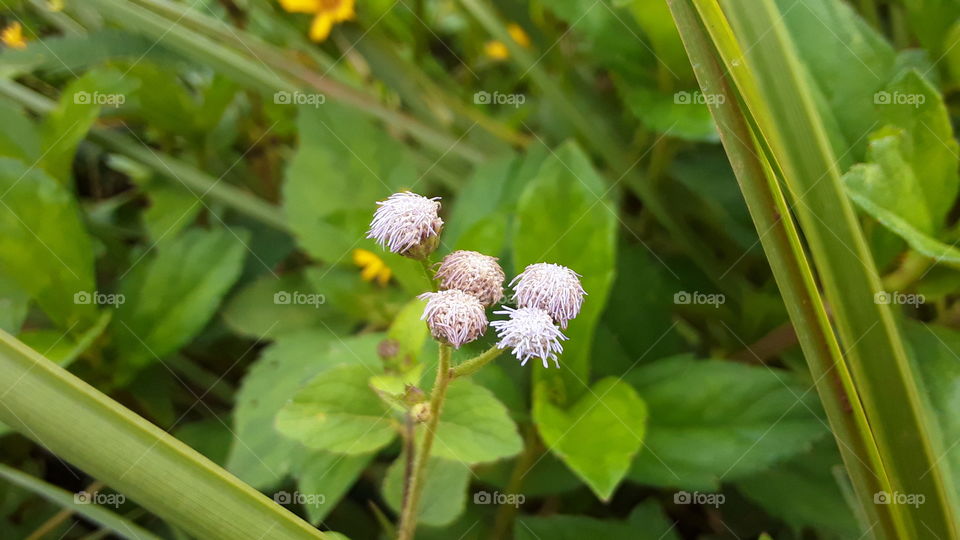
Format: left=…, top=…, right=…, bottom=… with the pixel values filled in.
left=507, top=23, right=530, bottom=48
left=484, top=40, right=509, bottom=60
left=278, top=0, right=355, bottom=42
left=353, top=248, right=391, bottom=286
left=1, top=22, right=27, bottom=50
left=484, top=23, right=531, bottom=61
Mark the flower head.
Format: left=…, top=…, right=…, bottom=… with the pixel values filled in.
left=434, top=250, right=504, bottom=307
left=352, top=248, right=391, bottom=286
left=418, top=290, right=487, bottom=348
left=490, top=307, right=567, bottom=368
left=278, top=0, right=355, bottom=42
left=511, top=263, right=585, bottom=328
left=1, top=22, right=27, bottom=50
left=367, top=191, right=443, bottom=259
left=483, top=23, right=530, bottom=61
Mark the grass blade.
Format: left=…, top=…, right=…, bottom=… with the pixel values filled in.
left=0, top=330, right=325, bottom=540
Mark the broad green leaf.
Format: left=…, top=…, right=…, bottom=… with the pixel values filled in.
left=383, top=455, right=470, bottom=526
left=282, top=104, right=416, bottom=264
left=775, top=0, right=896, bottom=158
left=174, top=419, right=233, bottom=466
left=535, top=377, right=647, bottom=500
left=843, top=130, right=960, bottom=263
left=111, top=227, right=248, bottom=374
left=512, top=141, right=617, bottom=387
left=903, top=321, right=960, bottom=509
left=0, top=272, right=29, bottom=334
left=0, top=157, right=96, bottom=328
left=0, top=101, right=40, bottom=162
left=140, top=182, right=203, bottom=244
left=227, top=331, right=382, bottom=487
left=387, top=297, right=429, bottom=363
left=619, top=86, right=717, bottom=141
left=735, top=440, right=859, bottom=538
left=17, top=310, right=110, bottom=368
left=423, top=379, right=523, bottom=464
left=475, top=450, right=583, bottom=497
left=222, top=271, right=349, bottom=340
left=516, top=500, right=678, bottom=540
left=627, top=356, right=826, bottom=490
left=40, top=69, right=134, bottom=186
left=276, top=364, right=395, bottom=455
left=294, top=451, right=375, bottom=525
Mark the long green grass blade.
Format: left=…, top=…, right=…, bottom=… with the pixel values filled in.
left=667, top=1, right=899, bottom=537
left=0, top=330, right=325, bottom=540
left=0, top=464, right=163, bottom=540
left=701, top=1, right=958, bottom=537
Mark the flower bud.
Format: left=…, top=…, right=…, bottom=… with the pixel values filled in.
left=411, top=402, right=431, bottom=423
left=510, top=263, right=585, bottom=328
left=434, top=250, right=505, bottom=307
left=367, top=191, right=443, bottom=259
left=490, top=306, right=567, bottom=368
left=418, top=290, right=487, bottom=348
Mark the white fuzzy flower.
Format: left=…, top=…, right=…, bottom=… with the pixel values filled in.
left=418, top=290, right=487, bottom=348
left=434, top=250, right=505, bottom=307
left=490, top=306, right=567, bottom=368
left=367, top=192, right=443, bottom=257
left=510, top=263, right=585, bottom=328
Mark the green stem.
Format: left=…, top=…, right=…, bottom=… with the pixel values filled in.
left=450, top=345, right=503, bottom=378
left=420, top=259, right=438, bottom=292
left=397, top=344, right=452, bottom=540
left=881, top=251, right=932, bottom=293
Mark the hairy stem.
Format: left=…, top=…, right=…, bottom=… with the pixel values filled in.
left=451, top=345, right=503, bottom=378
left=397, top=344, right=452, bottom=540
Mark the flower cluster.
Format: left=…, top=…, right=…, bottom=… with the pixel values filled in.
left=367, top=192, right=585, bottom=368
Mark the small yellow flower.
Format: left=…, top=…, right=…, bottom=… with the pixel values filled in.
left=484, top=23, right=531, bottom=61
left=1, top=22, right=27, bottom=50
left=278, top=0, right=355, bottom=42
left=507, top=23, right=530, bottom=48
left=353, top=248, right=392, bottom=286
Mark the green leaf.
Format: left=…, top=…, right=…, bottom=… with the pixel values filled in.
left=735, top=439, right=860, bottom=538
left=534, top=377, right=647, bottom=500
left=0, top=100, right=40, bottom=162
left=515, top=500, right=678, bottom=540
left=222, top=272, right=350, bottom=340
left=226, top=331, right=381, bottom=487
left=619, top=85, right=717, bottom=141
left=282, top=104, right=416, bottom=264
left=0, top=157, right=96, bottom=328
left=294, top=451, right=375, bottom=525
left=39, top=69, right=132, bottom=186
left=627, top=356, right=826, bottom=490
left=423, top=379, right=523, bottom=464
left=512, top=141, right=618, bottom=386
left=383, top=454, right=470, bottom=526
left=843, top=130, right=960, bottom=263
left=276, top=364, right=395, bottom=455
left=111, top=227, right=248, bottom=375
